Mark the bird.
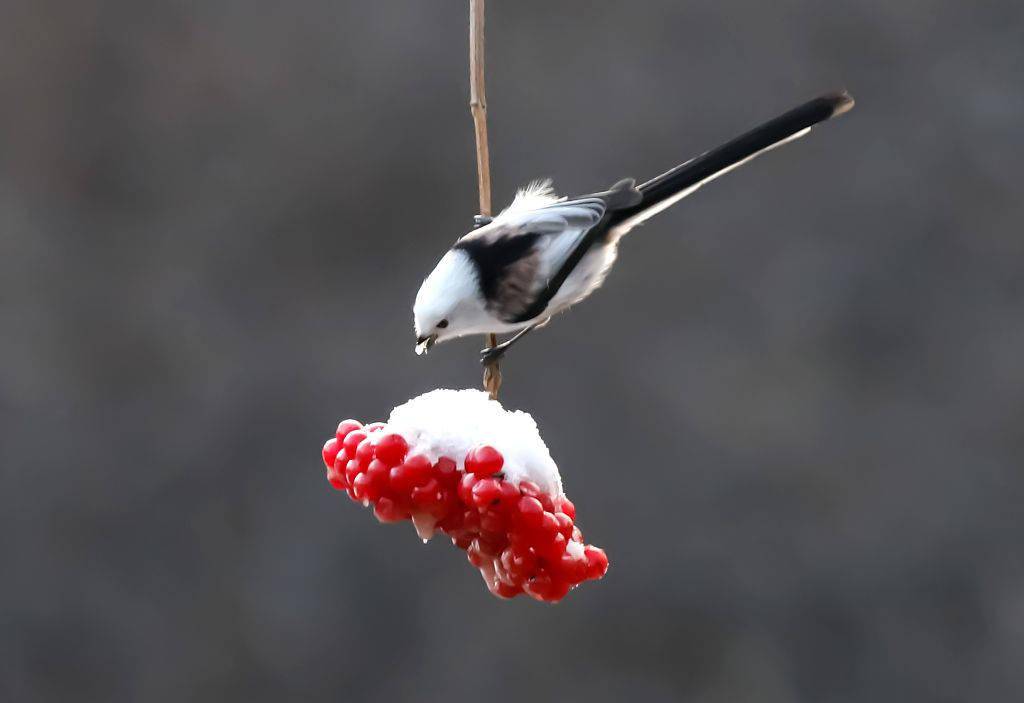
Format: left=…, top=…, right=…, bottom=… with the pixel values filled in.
left=413, top=92, right=854, bottom=363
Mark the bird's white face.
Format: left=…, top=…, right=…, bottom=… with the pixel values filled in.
left=413, top=249, right=493, bottom=354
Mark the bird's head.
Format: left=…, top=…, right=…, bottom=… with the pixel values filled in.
left=413, top=249, right=490, bottom=354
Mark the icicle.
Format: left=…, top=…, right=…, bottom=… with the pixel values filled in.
left=412, top=513, right=437, bottom=542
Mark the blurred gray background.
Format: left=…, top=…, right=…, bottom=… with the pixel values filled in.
left=2, top=1, right=1023, bottom=701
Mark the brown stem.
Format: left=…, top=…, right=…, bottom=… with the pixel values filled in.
left=469, top=0, right=502, bottom=400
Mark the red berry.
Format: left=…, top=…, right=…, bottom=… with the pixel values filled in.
left=332, top=449, right=349, bottom=473
left=322, top=438, right=340, bottom=469
left=508, top=528, right=533, bottom=549
left=352, top=472, right=381, bottom=502
left=467, top=540, right=487, bottom=567
left=426, top=487, right=457, bottom=519
left=434, top=457, right=459, bottom=487
left=475, top=531, right=506, bottom=557
left=491, top=581, right=522, bottom=599
left=373, top=497, right=407, bottom=523
left=479, top=507, right=507, bottom=533
left=327, top=470, right=347, bottom=491
left=388, top=464, right=416, bottom=493
left=556, top=552, right=588, bottom=583
left=365, top=458, right=390, bottom=486
left=344, top=459, right=362, bottom=485
left=547, top=579, right=572, bottom=602
left=524, top=573, right=570, bottom=603
left=519, top=481, right=542, bottom=499
left=498, top=480, right=521, bottom=505
left=515, top=496, right=544, bottom=529
left=440, top=485, right=458, bottom=507
left=465, top=445, right=504, bottom=476
left=336, top=420, right=363, bottom=442
left=403, top=454, right=433, bottom=484
left=537, top=511, right=559, bottom=537
left=553, top=512, right=574, bottom=540
left=537, top=532, right=568, bottom=562
left=557, top=497, right=576, bottom=520
left=411, top=478, right=441, bottom=508
left=471, top=478, right=502, bottom=508
left=436, top=509, right=465, bottom=534
left=501, top=545, right=537, bottom=581
left=342, top=430, right=367, bottom=454
left=375, top=433, right=409, bottom=466
left=457, top=473, right=479, bottom=504
left=460, top=508, right=481, bottom=533
left=355, top=438, right=375, bottom=464
left=390, top=456, right=432, bottom=494
left=584, top=547, right=609, bottom=580
left=451, top=532, right=474, bottom=550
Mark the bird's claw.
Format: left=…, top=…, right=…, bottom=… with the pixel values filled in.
left=480, top=344, right=506, bottom=366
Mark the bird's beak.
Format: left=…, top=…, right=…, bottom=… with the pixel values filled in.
left=415, top=334, right=437, bottom=355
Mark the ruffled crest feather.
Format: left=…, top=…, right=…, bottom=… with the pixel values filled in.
left=498, top=179, right=564, bottom=218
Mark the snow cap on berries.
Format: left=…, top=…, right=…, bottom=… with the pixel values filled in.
left=322, top=390, right=608, bottom=602
left=384, top=389, right=563, bottom=497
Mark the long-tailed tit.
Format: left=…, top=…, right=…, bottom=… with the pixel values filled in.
left=414, top=92, right=854, bottom=362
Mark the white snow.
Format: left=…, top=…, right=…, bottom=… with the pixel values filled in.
left=379, top=388, right=563, bottom=497
left=564, top=540, right=585, bottom=559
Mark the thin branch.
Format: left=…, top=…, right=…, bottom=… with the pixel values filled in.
left=469, top=0, right=491, bottom=218
left=470, top=0, right=502, bottom=399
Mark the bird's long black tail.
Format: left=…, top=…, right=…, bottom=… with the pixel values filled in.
left=512, top=92, right=854, bottom=324
left=608, top=91, right=854, bottom=234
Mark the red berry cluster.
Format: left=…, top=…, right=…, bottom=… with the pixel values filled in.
left=322, top=419, right=608, bottom=602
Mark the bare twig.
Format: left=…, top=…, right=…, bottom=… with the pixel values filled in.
left=469, top=0, right=502, bottom=399
left=469, top=0, right=491, bottom=218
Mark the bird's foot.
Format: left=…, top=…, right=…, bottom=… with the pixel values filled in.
left=480, top=342, right=508, bottom=366
left=473, top=215, right=493, bottom=229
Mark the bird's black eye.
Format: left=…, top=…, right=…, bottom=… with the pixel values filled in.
left=436, top=319, right=449, bottom=329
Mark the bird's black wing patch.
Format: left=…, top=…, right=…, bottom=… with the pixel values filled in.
left=455, top=229, right=543, bottom=312
left=489, top=249, right=542, bottom=321
left=455, top=193, right=617, bottom=323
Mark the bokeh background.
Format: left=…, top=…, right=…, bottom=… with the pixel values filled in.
left=3, top=1, right=1023, bottom=701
